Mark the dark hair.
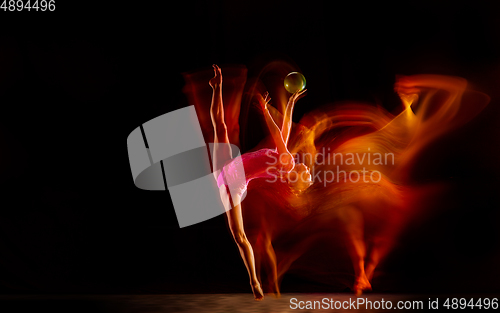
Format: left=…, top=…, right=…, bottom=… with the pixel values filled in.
left=287, top=163, right=313, bottom=194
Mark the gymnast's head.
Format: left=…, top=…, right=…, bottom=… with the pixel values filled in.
left=286, top=163, right=313, bottom=194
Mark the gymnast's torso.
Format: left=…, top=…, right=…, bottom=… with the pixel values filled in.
left=217, top=148, right=294, bottom=197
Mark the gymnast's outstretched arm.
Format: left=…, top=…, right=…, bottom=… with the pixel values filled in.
left=258, top=93, right=294, bottom=169
left=281, top=89, right=307, bottom=146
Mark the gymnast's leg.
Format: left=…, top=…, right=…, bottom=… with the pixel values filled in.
left=261, top=234, right=280, bottom=297
left=365, top=238, right=389, bottom=281
left=224, top=193, right=264, bottom=300
left=210, top=65, right=264, bottom=300
left=338, top=205, right=372, bottom=296
left=210, top=64, right=232, bottom=177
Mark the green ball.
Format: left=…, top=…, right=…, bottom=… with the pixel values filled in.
left=284, top=72, right=306, bottom=93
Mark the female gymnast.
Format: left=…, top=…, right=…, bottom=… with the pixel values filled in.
left=209, top=64, right=312, bottom=300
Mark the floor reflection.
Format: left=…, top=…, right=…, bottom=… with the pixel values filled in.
left=0, top=293, right=482, bottom=312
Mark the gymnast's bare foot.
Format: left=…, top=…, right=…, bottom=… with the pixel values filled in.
left=209, top=64, right=222, bottom=89
left=252, top=282, right=264, bottom=301
left=353, top=274, right=372, bottom=296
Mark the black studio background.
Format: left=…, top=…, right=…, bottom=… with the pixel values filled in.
left=0, top=0, right=499, bottom=295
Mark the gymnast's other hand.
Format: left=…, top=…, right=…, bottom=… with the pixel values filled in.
left=257, top=92, right=271, bottom=111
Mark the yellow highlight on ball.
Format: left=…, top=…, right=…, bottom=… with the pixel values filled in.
left=284, top=72, right=306, bottom=93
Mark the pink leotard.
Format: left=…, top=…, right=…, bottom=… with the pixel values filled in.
left=217, top=148, right=294, bottom=197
